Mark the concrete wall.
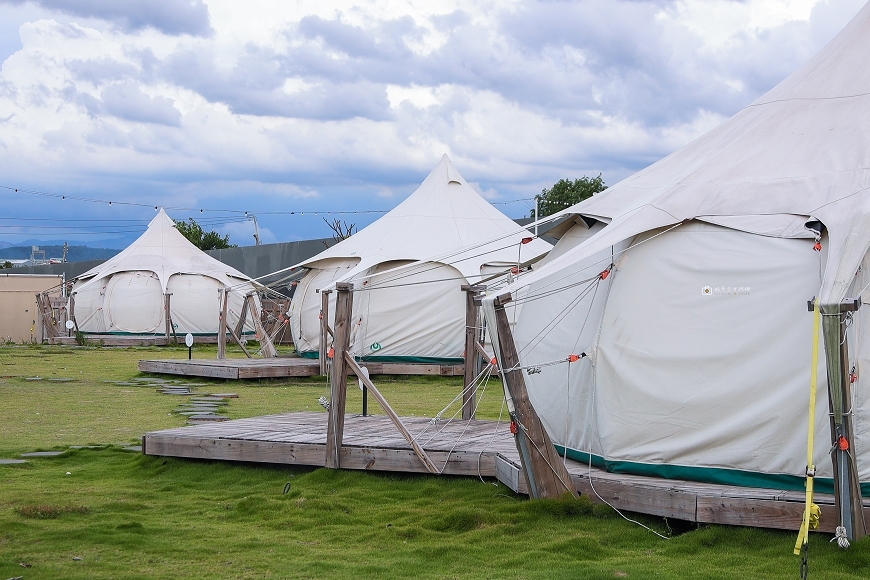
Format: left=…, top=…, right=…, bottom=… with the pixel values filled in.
left=0, top=274, right=64, bottom=342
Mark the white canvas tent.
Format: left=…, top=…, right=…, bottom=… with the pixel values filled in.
left=70, top=209, right=258, bottom=336
left=288, top=154, right=552, bottom=363
left=482, top=3, right=870, bottom=523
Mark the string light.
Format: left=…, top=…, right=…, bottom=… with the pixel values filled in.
left=1, top=184, right=535, bottom=216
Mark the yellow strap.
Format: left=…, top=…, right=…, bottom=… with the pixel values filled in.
left=794, top=303, right=821, bottom=555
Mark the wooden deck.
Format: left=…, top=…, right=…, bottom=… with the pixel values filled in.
left=49, top=335, right=223, bottom=346
left=138, top=357, right=464, bottom=379
left=143, top=411, right=869, bottom=533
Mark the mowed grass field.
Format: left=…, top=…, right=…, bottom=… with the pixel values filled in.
left=1, top=345, right=869, bottom=579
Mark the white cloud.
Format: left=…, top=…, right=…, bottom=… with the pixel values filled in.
left=0, top=0, right=866, bottom=244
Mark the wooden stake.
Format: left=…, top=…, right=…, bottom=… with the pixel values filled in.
left=319, top=289, right=331, bottom=376
left=345, top=354, right=439, bottom=474
left=821, top=301, right=866, bottom=542
left=217, top=288, right=228, bottom=360
left=462, top=285, right=485, bottom=419
left=325, top=282, right=353, bottom=469
left=493, top=293, right=577, bottom=499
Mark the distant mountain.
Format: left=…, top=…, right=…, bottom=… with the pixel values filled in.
left=3, top=237, right=130, bottom=249
left=0, top=245, right=121, bottom=262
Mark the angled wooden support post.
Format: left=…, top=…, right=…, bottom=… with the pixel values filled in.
left=325, top=282, right=353, bottom=469
left=461, top=284, right=485, bottom=420
left=233, top=294, right=249, bottom=338
left=69, top=293, right=79, bottom=333
left=820, top=299, right=866, bottom=544
left=319, top=289, right=331, bottom=376
left=345, top=354, right=439, bottom=474
left=217, top=288, right=228, bottom=359
left=226, top=324, right=252, bottom=358
left=246, top=293, right=278, bottom=358
left=35, top=293, right=56, bottom=340
left=493, top=292, right=577, bottom=499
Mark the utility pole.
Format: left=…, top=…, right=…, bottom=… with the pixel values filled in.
left=251, top=215, right=261, bottom=246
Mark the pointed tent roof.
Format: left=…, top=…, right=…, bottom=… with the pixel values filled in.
left=298, top=154, right=552, bottom=279
left=73, top=209, right=253, bottom=294
left=517, top=2, right=870, bottom=304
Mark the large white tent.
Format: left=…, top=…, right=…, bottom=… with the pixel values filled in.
left=483, top=3, right=870, bottom=508
left=289, top=154, right=552, bottom=363
left=70, top=209, right=258, bottom=336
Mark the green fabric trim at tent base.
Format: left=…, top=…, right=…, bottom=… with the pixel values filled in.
left=76, top=331, right=257, bottom=337
left=297, top=351, right=464, bottom=365
left=556, top=446, right=870, bottom=498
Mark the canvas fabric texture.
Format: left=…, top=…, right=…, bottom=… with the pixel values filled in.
left=482, top=3, right=870, bottom=492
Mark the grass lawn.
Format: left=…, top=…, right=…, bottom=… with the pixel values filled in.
left=1, top=344, right=869, bottom=579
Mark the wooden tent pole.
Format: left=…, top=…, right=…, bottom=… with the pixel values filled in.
left=217, top=288, right=228, bottom=359
left=164, top=293, right=173, bottom=342
left=325, top=282, right=353, bottom=469
left=820, top=300, right=866, bottom=543
left=461, top=284, right=484, bottom=419
left=493, top=292, right=577, bottom=499
left=319, top=289, right=331, bottom=376
left=345, top=354, right=439, bottom=473
left=69, top=293, right=79, bottom=333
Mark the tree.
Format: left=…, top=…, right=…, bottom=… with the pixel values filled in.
left=174, top=218, right=237, bottom=250
left=2, top=261, right=12, bottom=269
left=321, top=217, right=357, bottom=249
left=532, top=174, right=607, bottom=218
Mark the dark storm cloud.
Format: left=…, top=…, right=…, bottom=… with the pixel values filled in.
left=0, top=0, right=211, bottom=36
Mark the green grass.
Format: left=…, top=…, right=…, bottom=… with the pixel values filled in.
left=1, top=345, right=869, bottom=579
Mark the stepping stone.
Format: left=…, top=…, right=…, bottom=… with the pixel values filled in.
left=20, top=451, right=64, bottom=457
left=190, top=396, right=227, bottom=403
left=210, top=393, right=238, bottom=398
left=69, top=445, right=103, bottom=449
left=25, top=377, right=43, bottom=381
left=188, top=415, right=229, bottom=422
left=48, top=378, right=75, bottom=382
left=0, top=459, right=27, bottom=464
left=123, top=446, right=142, bottom=452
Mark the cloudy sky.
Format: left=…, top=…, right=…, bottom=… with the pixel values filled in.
left=0, top=0, right=865, bottom=248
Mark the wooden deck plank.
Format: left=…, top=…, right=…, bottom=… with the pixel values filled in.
left=143, top=410, right=865, bottom=533
left=138, top=358, right=464, bottom=379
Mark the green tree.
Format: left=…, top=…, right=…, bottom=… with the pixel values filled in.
left=532, top=174, right=607, bottom=218
left=174, top=218, right=237, bottom=250
left=2, top=261, right=12, bottom=269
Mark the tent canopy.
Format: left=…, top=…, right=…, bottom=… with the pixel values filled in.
left=73, top=209, right=253, bottom=295
left=297, top=154, right=552, bottom=283
left=518, top=2, right=870, bottom=305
